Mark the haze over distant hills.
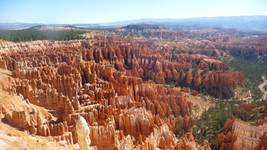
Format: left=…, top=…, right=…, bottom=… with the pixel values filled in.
left=0, top=23, right=40, bottom=30
left=102, top=16, right=267, bottom=33
left=1, top=16, right=267, bottom=33
left=29, top=25, right=80, bottom=31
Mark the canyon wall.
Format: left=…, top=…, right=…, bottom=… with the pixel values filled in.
left=0, top=36, right=242, bottom=149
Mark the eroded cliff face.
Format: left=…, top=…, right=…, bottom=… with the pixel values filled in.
left=215, top=118, right=267, bottom=150
left=0, top=36, right=241, bottom=149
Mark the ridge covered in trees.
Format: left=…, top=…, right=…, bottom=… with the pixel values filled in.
left=0, top=28, right=84, bottom=42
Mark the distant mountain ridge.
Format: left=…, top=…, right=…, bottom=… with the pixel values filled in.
left=29, top=25, right=80, bottom=31
left=0, top=23, right=40, bottom=30
left=123, top=24, right=164, bottom=30
left=1, top=16, right=267, bottom=33
left=107, top=16, right=267, bottom=33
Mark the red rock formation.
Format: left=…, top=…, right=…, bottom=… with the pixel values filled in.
left=216, top=119, right=267, bottom=150
left=175, top=132, right=210, bottom=150
left=0, top=36, right=242, bottom=149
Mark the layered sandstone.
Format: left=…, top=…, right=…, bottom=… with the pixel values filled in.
left=216, top=119, right=267, bottom=150
left=0, top=36, right=241, bottom=149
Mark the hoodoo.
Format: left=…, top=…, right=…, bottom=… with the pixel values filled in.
left=76, top=116, right=91, bottom=150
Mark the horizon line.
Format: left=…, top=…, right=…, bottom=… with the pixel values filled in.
left=0, top=15, right=267, bottom=25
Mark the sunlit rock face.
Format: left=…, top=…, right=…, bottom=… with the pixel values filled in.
left=76, top=116, right=91, bottom=150
left=0, top=36, right=242, bottom=149
left=215, top=118, right=267, bottom=150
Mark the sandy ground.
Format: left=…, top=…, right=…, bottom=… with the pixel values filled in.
left=186, top=94, right=215, bottom=119
left=0, top=121, right=78, bottom=150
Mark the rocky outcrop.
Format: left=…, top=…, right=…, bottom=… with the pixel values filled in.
left=215, top=119, right=267, bottom=150
left=175, top=133, right=210, bottom=150
left=76, top=116, right=92, bottom=150
left=0, top=36, right=242, bottom=149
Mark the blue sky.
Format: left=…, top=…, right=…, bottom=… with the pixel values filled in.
left=0, top=0, right=267, bottom=24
